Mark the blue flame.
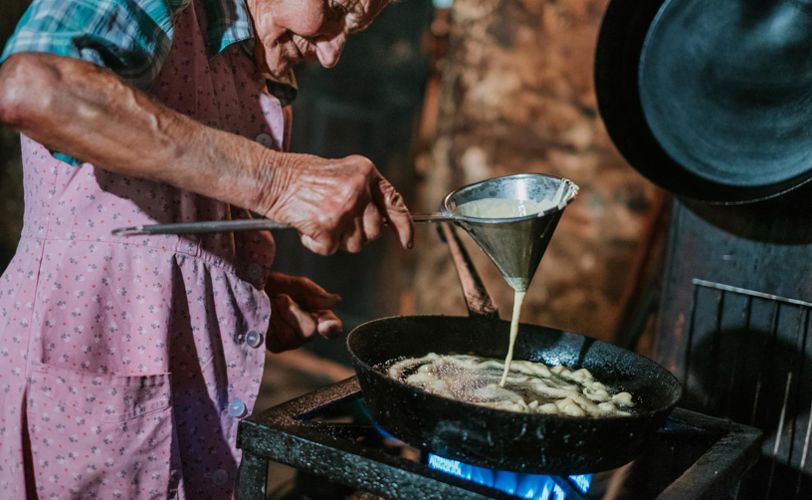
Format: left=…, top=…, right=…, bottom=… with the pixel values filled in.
left=427, top=453, right=591, bottom=499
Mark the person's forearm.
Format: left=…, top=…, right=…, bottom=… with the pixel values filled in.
left=0, top=52, right=414, bottom=254
left=0, top=53, right=286, bottom=213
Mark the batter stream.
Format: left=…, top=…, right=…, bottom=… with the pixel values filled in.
left=455, top=197, right=555, bottom=387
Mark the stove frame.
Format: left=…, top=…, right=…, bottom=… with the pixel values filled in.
left=237, top=377, right=762, bottom=499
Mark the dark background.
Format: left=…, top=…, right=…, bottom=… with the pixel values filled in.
left=0, top=1, right=28, bottom=271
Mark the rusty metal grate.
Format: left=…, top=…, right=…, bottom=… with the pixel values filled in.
left=684, top=279, right=812, bottom=498
left=237, top=378, right=760, bottom=499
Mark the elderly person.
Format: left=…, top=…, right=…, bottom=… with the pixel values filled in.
left=0, top=0, right=412, bottom=497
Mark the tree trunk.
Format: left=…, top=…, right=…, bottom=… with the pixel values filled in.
left=413, top=0, right=664, bottom=341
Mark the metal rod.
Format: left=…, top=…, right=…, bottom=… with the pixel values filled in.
left=751, top=301, right=781, bottom=426
left=787, top=307, right=809, bottom=467
left=767, top=371, right=793, bottom=496
left=112, top=218, right=289, bottom=236
left=237, top=451, right=269, bottom=500
left=704, top=289, right=725, bottom=410
left=692, top=279, right=812, bottom=308
left=774, top=372, right=793, bottom=458
left=437, top=222, right=499, bottom=318
left=725, top=296, right=752, bottom=416
left=796, top=396, right=812, bottom=497
left=412, top=212, right=455, bottom=223
left=684, top=285, right=699, bottom=391
left=797, top=308, right=812, bottom=498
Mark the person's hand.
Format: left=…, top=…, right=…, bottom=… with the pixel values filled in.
left=265, top=271, right=343, bottom=353
left=260, top=153, right=413, bottom=255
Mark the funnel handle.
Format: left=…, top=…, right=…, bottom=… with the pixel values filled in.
left=437, top=222, right=499, bottom=319
left=412, top=212, right=455, bottom=223
left=112, top=218, right=289, bottom=236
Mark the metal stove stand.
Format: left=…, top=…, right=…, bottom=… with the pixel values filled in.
left=237, top=378, right=762, bottom=499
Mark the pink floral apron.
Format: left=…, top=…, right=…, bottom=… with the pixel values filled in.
left=0, top=2, right=288, bottom=498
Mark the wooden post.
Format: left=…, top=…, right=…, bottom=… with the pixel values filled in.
left=412, top=0, right=665, bottom=342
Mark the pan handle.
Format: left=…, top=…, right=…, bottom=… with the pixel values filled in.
left=437, top=222, right=499, bottom=319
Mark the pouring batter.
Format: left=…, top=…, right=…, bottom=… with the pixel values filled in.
left=455, top=197, right=555, bottom=386
left=455, top=197, right=556, bottom=219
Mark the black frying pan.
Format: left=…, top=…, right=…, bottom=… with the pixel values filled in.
left=346, top=225, right=682, bottom=474
left=595, top=0, right=812, bottom=203
left=347, top=316, right=682, bottom=474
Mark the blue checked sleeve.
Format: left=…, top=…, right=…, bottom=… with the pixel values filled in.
left=1, top=0, right=188, bottom=90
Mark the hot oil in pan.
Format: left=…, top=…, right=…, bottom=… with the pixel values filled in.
left=386, top=353, right=635, bottom=417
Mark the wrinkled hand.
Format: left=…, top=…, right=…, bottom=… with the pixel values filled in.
left=262, top=153, right=413, bottom=255
left=265, top=272, right=343, bottom=353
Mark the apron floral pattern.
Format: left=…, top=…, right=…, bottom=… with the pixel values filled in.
left=0, top=2, right=288, bottom=498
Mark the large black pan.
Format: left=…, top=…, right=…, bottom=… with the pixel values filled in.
left=594, top=0, right=812, bottom=203
left=348, top=316, right=682, bottom=474
left=346, top=225, right=682, bottom=474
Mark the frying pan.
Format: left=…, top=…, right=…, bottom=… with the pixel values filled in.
left=594, top=0, right=812, bottom=203
left=346, top=224, right=682, bottom=474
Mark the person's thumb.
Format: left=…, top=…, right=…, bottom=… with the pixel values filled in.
left=300, top=233, right=338, bottom=256
left=315, top=309, right=343, bottom=339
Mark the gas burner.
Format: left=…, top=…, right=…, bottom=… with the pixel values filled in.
left=237, top=378, right=761, bottom=499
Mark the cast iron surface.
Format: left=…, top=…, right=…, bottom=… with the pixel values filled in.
left=639, top=0, right=812, bottom=197
left=639, top=0, right=812, bottom=196
left=237, top=378, right=762, bottom=500
left=594, top=0, right=812, bottom=203
left=346, top=316, right=683, bottom=474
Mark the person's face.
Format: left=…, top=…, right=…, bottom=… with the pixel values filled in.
left=248, top=0, right=389, bottom=78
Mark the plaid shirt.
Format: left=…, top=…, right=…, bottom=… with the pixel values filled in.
left=1, top=0, right=296, bottom=164
left=0, top=0, right=263, bottom=89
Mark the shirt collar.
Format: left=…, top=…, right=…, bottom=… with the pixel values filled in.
left=201, top=0, right=253, bottom=55
left=201, top=0, right=297, bottom=104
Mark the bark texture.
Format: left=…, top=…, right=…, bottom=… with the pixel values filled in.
left=413, top=0, right=662, bottom=341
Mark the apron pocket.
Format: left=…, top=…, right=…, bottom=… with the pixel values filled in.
left=26, top=365, right=177, bottom=500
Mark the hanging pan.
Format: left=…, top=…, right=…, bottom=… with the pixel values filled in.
left=595, top=0, right=812, bottom=204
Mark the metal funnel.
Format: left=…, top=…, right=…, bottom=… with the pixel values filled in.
left=442, top=174, right=578, bottom=292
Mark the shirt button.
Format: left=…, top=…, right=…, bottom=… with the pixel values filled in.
left=233, top=332, right=246, bottom=345
left=255, top=133, right=274, bottom=148
left=245, top=330, right=264, bottom=349
left=228, top=399, right=248, bottom=418
left=211, top=468, right=229, bottom=486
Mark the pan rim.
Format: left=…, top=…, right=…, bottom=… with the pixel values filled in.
left=346, top=314, right=683, bottom=423
left=638, top=0, right=812, bottom=190
left=593, top=0, right=812, bottom=204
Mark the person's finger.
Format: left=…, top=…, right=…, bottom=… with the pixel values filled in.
left=274, top=294, right=318, bottom=340
left=315, top=309, right=343, bottom=339
left=361, top=201, right=384, bottom=243
left=267, top=272, right=341, bottom=311
left=340, top=219, right=366, bottom=254
left=268, top=296, right=310, bottom=352
left=375, top=178, right=413, bottom=249
left=295, top=286, right=340, bottom=311
left=267, top=318, right=306, bottom=353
